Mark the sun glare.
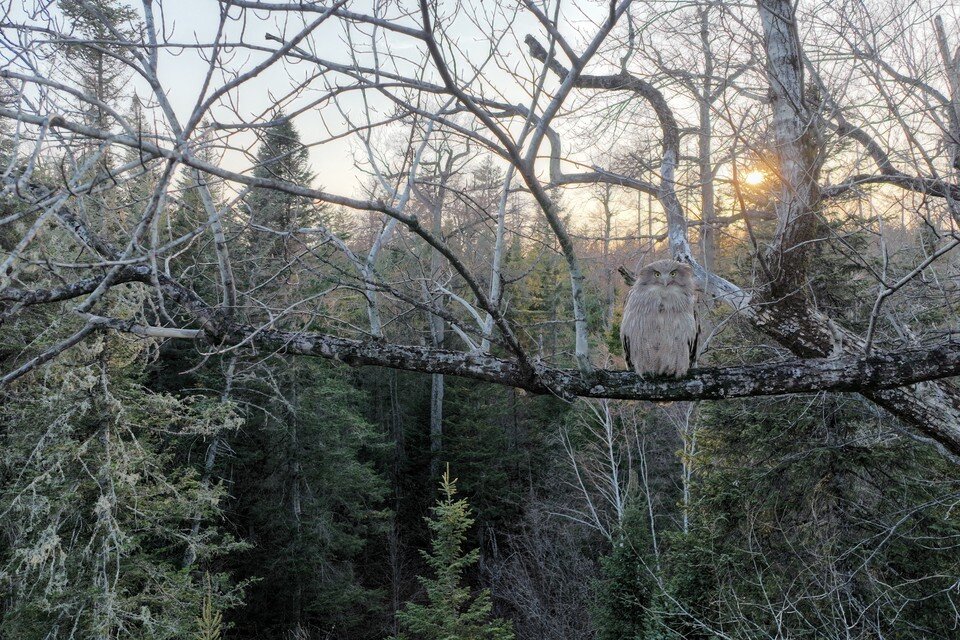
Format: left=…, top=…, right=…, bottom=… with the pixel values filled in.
left=743, top=170, right=766, bottom=186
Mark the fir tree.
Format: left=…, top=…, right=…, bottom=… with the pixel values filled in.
left=227, top=358, right=390, bottom=637
left=243, top=115, right=320, bottom=268
left=223, top=117, right=391, bottom=638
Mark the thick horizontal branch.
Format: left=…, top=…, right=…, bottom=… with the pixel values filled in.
left=6, top=237, right=960, bottom=455
left=79, top=316, right=960, bottom=407
left=13, top=270, right=957, bottom=404
left=232, top=330, right=960, bottom=406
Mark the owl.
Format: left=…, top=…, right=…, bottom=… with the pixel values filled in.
left=620, top=259, right=698, bottom=377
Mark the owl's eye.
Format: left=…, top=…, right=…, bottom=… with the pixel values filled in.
left=670, top=269, right=677, bottom=276
left=653, top=271, right=661, bottom=277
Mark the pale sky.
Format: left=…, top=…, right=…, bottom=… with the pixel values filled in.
left=143, top=0, right=618, bottom=206
left=5, top=0, right=687, bottom=231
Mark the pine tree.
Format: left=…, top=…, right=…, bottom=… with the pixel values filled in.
left=394, top=468, right=514, bottom=640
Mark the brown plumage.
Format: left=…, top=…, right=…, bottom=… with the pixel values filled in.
left=620, top=259, right=698, bottom=377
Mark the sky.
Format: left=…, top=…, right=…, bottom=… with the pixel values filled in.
left=138, top=0, right=619, bottom=208
left=4, top=0, right=697, bottom=232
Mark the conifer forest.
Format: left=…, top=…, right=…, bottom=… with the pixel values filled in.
left=5, top=0, right=960, bottom=637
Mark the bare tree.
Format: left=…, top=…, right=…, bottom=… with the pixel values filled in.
left=4, top=0, right=960, bottom=459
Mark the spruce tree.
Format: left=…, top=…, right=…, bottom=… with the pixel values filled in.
left=223, top=117, right=390, bottom=637
left=242, top=115, right=320, bottom=274
left=394, top=468, right=514, bottom=640
left=59, top=0, right=139, bottom=131
left=591, top=505, right=658, bottom=640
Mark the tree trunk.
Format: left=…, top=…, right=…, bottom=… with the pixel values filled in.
left=698, top=4, right=716, bottom=272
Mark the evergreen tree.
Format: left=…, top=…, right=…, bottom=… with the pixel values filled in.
left=591, top=505, right=658, bottom=640
left=440, top=379, right=562, bottom=531
left=242, top=115, right=320, bottom=275
left=227, top=358, right=390, bottom=637
left=514, top=188, right=570, bottom=360
left=652, top=395, right=960, bottom=638
left=165, top=131, right=228, bottom=296
left=0, top=309, right=244, bottom=639
left=394, top=469, right=514, bottom=640
left=59, top=0, right=139, bottom=131
left=222, top=117, right=391, bottom=638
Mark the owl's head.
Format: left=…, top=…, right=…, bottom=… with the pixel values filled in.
left=637, top=259, right=693, bottom=289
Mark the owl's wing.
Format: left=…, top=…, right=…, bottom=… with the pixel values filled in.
left=622, top=334, right=633, bottom=372
left=688, top=304, right=701, bottom=368
left=621, top=290, right=635, bottom=372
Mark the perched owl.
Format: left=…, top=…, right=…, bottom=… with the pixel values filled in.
left=620, top=259, right=698, bottom=377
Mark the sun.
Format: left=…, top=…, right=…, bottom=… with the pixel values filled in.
left=743, top=169, right=766, bottom=186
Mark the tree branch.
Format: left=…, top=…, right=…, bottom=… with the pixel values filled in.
left=11, top=311, right=960, bottom=418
